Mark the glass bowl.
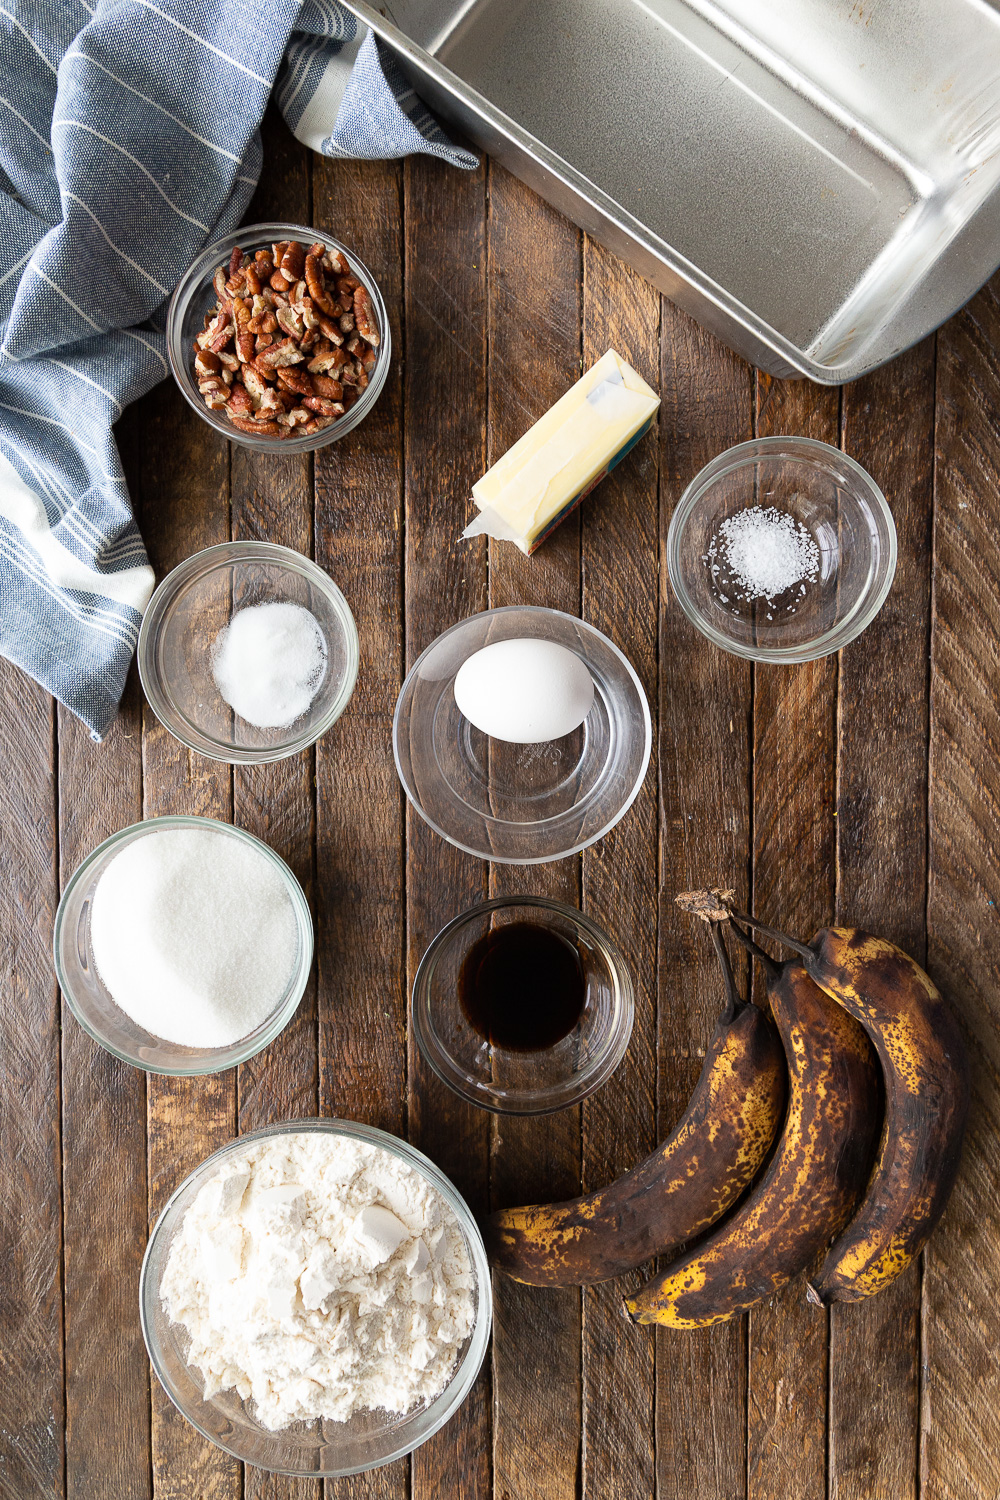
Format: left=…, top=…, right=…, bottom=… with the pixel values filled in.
left=140, top=1119, right=492, bottom=1476
left=666, top=436, right=897, bottom=663
left=393, top=606, right=652, bottom=864
left=412, top=896, right=634, bottom=1114
left=53, top=816, right=313, bottom=1076
left=166, top=220, right=390, bottom=452
left=138, top=541, right=359, bottom=763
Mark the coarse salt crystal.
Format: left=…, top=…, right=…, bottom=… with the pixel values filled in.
left=706, top=504, right=819, bottom=604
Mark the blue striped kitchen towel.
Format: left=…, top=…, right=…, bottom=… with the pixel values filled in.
left=0, top=0, right=475, bottom=739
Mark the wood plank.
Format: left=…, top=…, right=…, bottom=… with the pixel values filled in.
left=404, top=149, right=491, bottom=1500
left=655, top=302, right=754, bottom=1500
left=0, top=665, right=62, bottom=1500
left=747, top=376, right=839, bottom=1500
left=138, top=374, right=239, bottom=1500
left=829, top=341, right=935, bottom=1500
left=311, top=153, right=408, bottom=1500
left=580, top=237, right=659, bottom=1500
left=232, top=113, right=322, bottom=1500
left=59, top=405, right=149, bottom=1500
left=485, top=162, right=583, bottom=1500
left=925, top=278, right=1000, bottom=1500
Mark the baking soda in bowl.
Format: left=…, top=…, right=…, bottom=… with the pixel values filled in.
left=90, top=827, right=298, bottom=1048
left=212, top=601, right=328, bottom=730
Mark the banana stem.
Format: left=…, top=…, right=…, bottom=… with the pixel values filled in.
left=728, top=910, right=813, bottom=964
left=728, top=920, right=780, bottom=979
left=710, top=920, right=744, bottom=1023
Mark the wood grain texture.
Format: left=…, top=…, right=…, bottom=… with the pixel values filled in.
left=486, top=161, right=583, bottom=1500
left=138, top=374, right=239, bottom=1500
left=580, top=236, right=658, bottom=1500
left=925, top=277, right=1000, bottom=1500
left=403, top=150, right=491, bottom=1500
left=312, top=154, right=408, bottom=1500
left=58, top=380, right=149, bottom=1500
left=0, top=664, right=62, bottom=1500
left=655, top=301, right=753, bottom=1500
left=747, top=377, right=839, bottom=1500
left=233, top=117, right=322, bottom=1500
left=578, top=234, right=665, bottom=1500
left=828, top=342, right=936, bottom=1500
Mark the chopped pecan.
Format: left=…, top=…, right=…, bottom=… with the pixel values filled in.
left=226, top=383, right=254, bottom=417
left=228, top=414, right=282, bottom=436
left=229, top=245, right=244, bottom=278
left=303, top=395, right=344, bottom=418
left=315, top=313, right=344, bottom=345
left=304, top=254, right=335, bottom=315
left=276, top=366, right=315, bottom=397
left=323, top=248, right=349, bottom=275
left=339, top=312, right=355, bottom=335
left=212, top=264, right=228, bottom=301
left=241, top=365, right=269, bottom=406
left=256, top=336, right=305, bottom=370
left=244, top=264, right=262, bottom=297
left=307, top=342, right=347, bottom=374
left=194, top=348, right=221, bottom=377
left=275, top=305, right=305, bottom=339
left=255, top=332, right=274, bottom=351
left=336, top=273, right=360, bottom=295
left=270, top=270, right=291, bottom=292
left=311, top=374, right=343, bottom=400
left=218, top=350, right=240, bottom=372
left=354, top=286, right=379, bottom=346
left=280, top=241, right=305, bottom=281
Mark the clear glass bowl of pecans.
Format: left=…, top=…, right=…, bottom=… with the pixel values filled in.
left=166, top=221, right=390, bottom=452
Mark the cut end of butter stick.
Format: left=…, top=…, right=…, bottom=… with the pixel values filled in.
left=462, top=349, right=659, bottom=555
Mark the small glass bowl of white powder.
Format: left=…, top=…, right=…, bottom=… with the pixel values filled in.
left=666, top=437, right=897, bottom=663
left=54, top=816, right=313, bottom=1074
left=140, top=1120, right=492, bottom=1476
left=139, top=541, right=359, bottom=763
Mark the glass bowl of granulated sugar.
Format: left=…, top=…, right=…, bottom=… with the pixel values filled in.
left=138, top=541, right=359, bottom=763
left=140, top=1119, right=492, bottom=1476
left=667, top=437, right=897, bottom=663
left=54, top=815, right=313, bottom=1074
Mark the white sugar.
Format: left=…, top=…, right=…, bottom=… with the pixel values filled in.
left=706, top=505, right=819, bottom=604
left=212, top=601, right=327, bottom=729
left=90, top=827, right=299, bottom=1048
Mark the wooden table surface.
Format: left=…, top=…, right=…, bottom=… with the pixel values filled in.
left=3, top=110, right=999, bottom=1500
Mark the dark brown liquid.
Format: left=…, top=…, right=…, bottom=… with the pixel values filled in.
left=458, top=921, right=585, bottom=1052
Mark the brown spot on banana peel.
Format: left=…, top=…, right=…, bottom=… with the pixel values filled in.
left=484, top=933, right=786, bottom=1287
left=625, top=953, right=880, bottom=1329
left=798, top=928, right=970, bottom=1305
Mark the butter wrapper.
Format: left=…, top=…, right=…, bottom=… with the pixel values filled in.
left=462, top=349, right=660, bottom=555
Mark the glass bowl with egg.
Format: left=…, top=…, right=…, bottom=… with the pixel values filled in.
left=393, top=605, right=652, bottom=863
left=666, top=436, right=897, bottom=663
left=53, top=815, right=314, bottom=1075
left=138, top=540, right=359, bottom=762
left=140, top=1119, right=492, bottom=1476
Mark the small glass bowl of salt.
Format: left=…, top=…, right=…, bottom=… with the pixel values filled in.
left=666, top=437, right=897, bottom=663
left=139, top=541, right=359, bottom=762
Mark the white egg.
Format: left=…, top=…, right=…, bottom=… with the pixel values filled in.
left=454, top=638, right=595, bottom=744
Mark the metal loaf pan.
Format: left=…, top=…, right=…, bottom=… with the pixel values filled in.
left=342, top=0, right=1000, bottom=382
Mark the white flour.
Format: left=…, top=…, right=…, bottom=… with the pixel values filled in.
left=160, top=1132, right=476, bottom=1431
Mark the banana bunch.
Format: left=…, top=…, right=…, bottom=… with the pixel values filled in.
left=486, top=889, right=970, bottom=1329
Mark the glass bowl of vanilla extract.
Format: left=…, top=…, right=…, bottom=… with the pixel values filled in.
left=411, top=897, right=634, bottom=1115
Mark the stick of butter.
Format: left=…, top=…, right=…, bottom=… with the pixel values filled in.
left=462, top=349, right=660, bottom=555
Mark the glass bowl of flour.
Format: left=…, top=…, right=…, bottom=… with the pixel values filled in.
left=140, top=1120, right=492, bottom=1476
left=667, top=437, right=897, bottom=663
left=53, top=815, right=313, bottom=1074
left=138, top=541, right=359, bottom=763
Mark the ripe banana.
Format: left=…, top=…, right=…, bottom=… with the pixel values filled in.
left=626, top=931, right=880, bottom=1329
left=485, top=923, right=786, bottom=1287
left=791, top=927, right=969, bottom=1305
